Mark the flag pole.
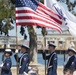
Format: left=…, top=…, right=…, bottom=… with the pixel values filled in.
left=44, top=0, right=47, bottom=74
left=16, top=25, right=19, bottom=75
left=44, top=36, right=47, bottom=75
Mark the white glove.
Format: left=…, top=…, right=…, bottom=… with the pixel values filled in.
left=43, top=47, right=46, bottom=52
left=28, top=66, right=32, bottom=70
left=23, top=72, right=28, bottom=75
left=15, top=49, right=19, bottom=54
left=0, top=62, right=4, bottom=68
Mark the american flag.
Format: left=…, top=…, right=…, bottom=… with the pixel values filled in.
left=16, top=0, right=62, bottom=32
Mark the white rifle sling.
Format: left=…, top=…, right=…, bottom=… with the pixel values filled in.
left=47, top=53, right=56, bottom=69
left=19, top=53, right=28, bottom=68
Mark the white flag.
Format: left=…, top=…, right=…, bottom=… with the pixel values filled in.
left=44, top=0, right=76, bottom=37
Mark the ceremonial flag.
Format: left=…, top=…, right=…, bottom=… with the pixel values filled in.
left=44, top=0, right=76, bottom=37
left=16, top=0, right=62, bottom=32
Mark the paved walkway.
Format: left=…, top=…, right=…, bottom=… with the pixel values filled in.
left=11, top=64, right=63, bottom=75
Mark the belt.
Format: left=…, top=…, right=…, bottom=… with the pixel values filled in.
left=19, top=64, right=28, bottom=68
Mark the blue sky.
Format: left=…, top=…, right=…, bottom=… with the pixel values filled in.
left=9, top=25, right=42, bottom=40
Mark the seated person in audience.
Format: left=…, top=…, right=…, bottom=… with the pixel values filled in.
left=73, top=71, right=76, bottom=75
left=28, top=67, right=39, bottom=75
left=24, top=66, right=39, bottom=75
left=63, top=68, right=73, bottom=75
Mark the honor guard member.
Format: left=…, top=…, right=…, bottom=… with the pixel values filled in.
left=64, top=48, right=76, bottom=70
left=14, top=44, right=30, bottom=75
left=0, top=49, right=12, bottom=75
left=42, top=42, right=57, bottom=75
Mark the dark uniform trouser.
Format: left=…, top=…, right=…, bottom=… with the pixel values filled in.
left=47, top=68, right=57, bottom=75
left=47, top=68, right=52, bottom=75
left=1, top=71, right=12, bottom=75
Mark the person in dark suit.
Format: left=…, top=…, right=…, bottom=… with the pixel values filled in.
left=64, top=48, right=76, bottom=70
left=14, top=44, right=30, bottom=75
left=0, top=49, right=12, bottom=75
left=42, top=42, right=57, bottom=75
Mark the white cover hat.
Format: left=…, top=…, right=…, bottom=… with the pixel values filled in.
left=48, top=42, right=56, bottom=47
left=5, top=49, right=12, bottom=55
left=21, top=44, right=29, bottom=49
left=68, top=48, right=76, bottom=53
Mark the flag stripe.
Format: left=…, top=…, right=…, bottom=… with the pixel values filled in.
left=16, top=8, right=61, bottom=29
left=16, top=21, right=62, bottom=32
left=16, top=9, right=61, bottom=27
left=37, top=2, right=62, bottom=24
left=16, top=17, right=62, bottom=31
left=16, top=0, right=63, bottom=32
left=16, top=7, right=62, bottom=24
left=16, top=8, right=61, bottom=25
left=45, top=0, right=76, bottom=37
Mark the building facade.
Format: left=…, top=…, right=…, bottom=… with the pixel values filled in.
left=37, top=33, right=76, bottom=50
left=0, top=32, right=76, bottom=51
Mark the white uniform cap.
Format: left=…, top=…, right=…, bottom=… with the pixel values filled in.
left=48, top=42, right=56, bottom=47
left=68, top=48, right=76, bottom=53
left=21, top=44, right=29, bottom=49
left=5, top=49, right=11, bottom=52
left=5, top=49, right=12, bottom=55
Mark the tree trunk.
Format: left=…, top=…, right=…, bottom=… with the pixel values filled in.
left=27, top=26, right=37, bottom=63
